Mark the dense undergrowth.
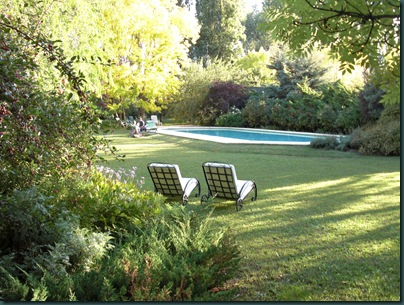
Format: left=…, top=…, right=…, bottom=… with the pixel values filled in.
left=0, top=167, right=241, bottom=301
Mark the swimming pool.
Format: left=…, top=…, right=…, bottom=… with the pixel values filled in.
left=157, top=127, right=338, bottom=145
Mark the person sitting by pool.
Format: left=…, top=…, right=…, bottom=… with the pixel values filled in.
left=130, top=123, right=142, bottom=138
left=138, top=117, right=146, bottom=132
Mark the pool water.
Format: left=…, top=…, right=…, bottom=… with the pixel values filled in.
left=157, top=127, right=337, bottom=145
left=181, top=128, right=315, bottom=142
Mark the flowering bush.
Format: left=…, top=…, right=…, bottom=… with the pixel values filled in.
left=96, top=165, right=145, bottom=189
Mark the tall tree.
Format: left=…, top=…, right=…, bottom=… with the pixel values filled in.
left=243, top=8, right=272, bottom=52
left=260, top=0, right=400, bottom=104
left=40, top=0, right=200, bottom=116
left=101, top=0, right=200, bottom=115
left=192, top=0, right=246, bottom=62
left=41, top=0, right=108, bottom=96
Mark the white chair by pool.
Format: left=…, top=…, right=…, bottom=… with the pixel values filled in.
left=145, top=120, right=158, bottom=132
left=201, top=161, right=257, bottom=211
left=147, top=162, right=200, bottom=205
left=150, top=115, right=160, bottom=125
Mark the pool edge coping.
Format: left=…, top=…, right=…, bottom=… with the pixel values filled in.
left=156, top=126, right=343, bottom=145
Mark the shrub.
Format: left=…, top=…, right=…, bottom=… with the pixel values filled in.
left=43, top=166, right=164, bottom=234
left=351, top=120, right=400, bottom=156
left=317, top=104, right=338, bottom=132
left=268, top=93, right=321, bottom=132
left=86, top=205, right=242, bottom=301
left=216, top=107, right=245, bottom=127
left=0, top=187, right=113, bottom=284
left=169, top=59, right=248, bottom=124
left=310, top=136, right=351, bottom=151
left=199, top=81, right=249, bottom=126
left=242, top=92, right=273, bottom=128
left=0, top=205, right=242, bottom=301
left=349, top=104, right=400, bottom=156
left=317, top=81, right=363, bottom=133
left=0, top=10, right=113, bottom=195
left=334, top=103, right=363, bottom=134
left=310, top=137, right=339, bottom=150
left=294, top=96, right=321, bottom=132
left=378, top=103, right=400, bottom=123
left=358, top=81, right=384, bottom=123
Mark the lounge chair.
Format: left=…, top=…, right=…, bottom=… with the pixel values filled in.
left=147, top=162, right=200, bottom=205
left=145, top=120, right=158, bottom=133
left=151, top=115, right=160, bottom=125
left=201, top=161, right=257, bottom=211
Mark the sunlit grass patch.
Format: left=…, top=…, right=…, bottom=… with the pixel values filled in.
left=98, top=129, right=400, bottom=301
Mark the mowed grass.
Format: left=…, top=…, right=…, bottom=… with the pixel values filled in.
left=99, top=129, right=400, bottom=301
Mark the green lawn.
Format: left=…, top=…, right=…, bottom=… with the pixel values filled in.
left=99, top=128, right=400, bottom=301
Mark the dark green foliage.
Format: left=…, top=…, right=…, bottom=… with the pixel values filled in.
left=107, top=206, right=241, bottom=301
left=333, top=103, right=362, bottom=134
left=310, top=136, right=350, bottom=151
left=242, top=78, right=364, bottom=134
left=350, top=105, right=400, bottom=156
left=240, top=52, right=366, bottom=133
left=199, top=81, right=249, bottom=126
left=242, top=92, right=273, bottom=128
left=317, top=81, right=363, bottom=133
left=243, top=10, right=272, bottom=52
left=0, top=204, right=241, bottom=301
left=317, top=104, right=338, bottom=132
left=0, top=187, right=113, bottom=296
left=358, top=82, right=384, bottom=123
left=192, top=0, right=245, bottom=61
left=271, top=92, right=322, bottom=132
left=216, top=109, right=245, bottom=127
left=0, top=187, right=66, bottom=254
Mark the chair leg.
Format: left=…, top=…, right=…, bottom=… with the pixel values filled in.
left=195, top=182, right=201, bottom=197
left=236, top=198, right=243, bottom=211
left=200, top=194, right=209, bottom=205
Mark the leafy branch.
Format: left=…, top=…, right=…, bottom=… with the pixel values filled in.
left=291, top=0, right=400, bottom=55
left=0, top=18, right=88, bottom=102
left=294, top=0, right=399, bottom=31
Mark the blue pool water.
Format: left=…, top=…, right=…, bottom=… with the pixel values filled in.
left=158, top=127, right=335, bottom=145
left=180, top=128, right=316, bottom=142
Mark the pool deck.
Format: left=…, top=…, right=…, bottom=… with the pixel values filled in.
left=156, top=126, right=337, bottom=145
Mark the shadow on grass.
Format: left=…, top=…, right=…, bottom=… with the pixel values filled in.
left=209, top=173, right=400, bottom=301
left=99, top=130, right=400, bottom=301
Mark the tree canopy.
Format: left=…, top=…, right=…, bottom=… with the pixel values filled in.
left=2, top=0, right=200, bottom=117
left=243, top=8, right=272, bottom=52
left=260, top=0, right=400, bottom=104
left=192, top=0, right=246, bottom=61
left=100, top=0, right=200, bottom=115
